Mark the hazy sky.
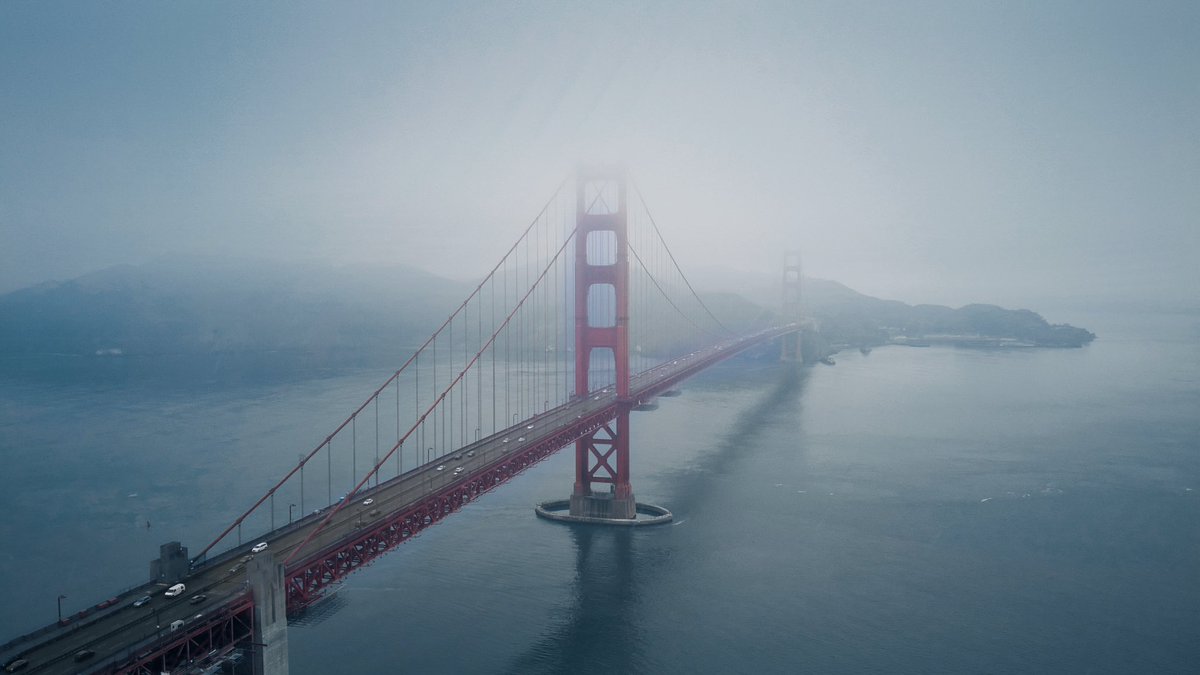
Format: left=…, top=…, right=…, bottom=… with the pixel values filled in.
left=2, top=1, right=1197, bottom=309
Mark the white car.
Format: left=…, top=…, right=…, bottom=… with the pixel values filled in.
left=251, top=542, right=268, bottom=554
left=436, top=465, right=445, bottom=471
left=453, top=467, right=464, bottom=475
left=164, top=583, right=186, bottom=597
left=361, top=498, right=374, bottom=506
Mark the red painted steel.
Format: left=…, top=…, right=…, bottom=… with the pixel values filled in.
left=7, top=164, right=806, bottom=669
left=284, top=406, right=612, bottom=610
left=573, top=167, right=634, bottom=503
left=281, top=324, right=796, bottom=613
left=280, top=231, right=578, bottom=569
left=195, top=180, right=571, bottom=563
left=11, top=326, right=796, bottom=672
left=781, top=251, right=802, bottom=361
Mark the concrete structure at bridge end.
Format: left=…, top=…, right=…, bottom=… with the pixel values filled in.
left=150, top=540, right=190, bottom=583
left=249, top=553, right=289, bottom=675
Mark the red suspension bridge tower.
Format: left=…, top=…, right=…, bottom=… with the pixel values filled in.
left=569, top=166, right=639, bottom=520
left=780, top=250, right=802, bottom=362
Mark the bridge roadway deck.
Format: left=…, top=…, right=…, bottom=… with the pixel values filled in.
left=5, top=327, right=793, bottom=674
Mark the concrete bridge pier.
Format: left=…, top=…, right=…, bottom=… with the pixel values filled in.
left=249, top=553, right=289, bottom=675
left=569, top=487, right=637, bottom=520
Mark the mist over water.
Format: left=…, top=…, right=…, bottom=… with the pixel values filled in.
left=2, top=309, right=1197, bottom=672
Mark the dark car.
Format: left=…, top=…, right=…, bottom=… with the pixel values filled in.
left=188, top=594, right=207, bottom=605
left=4, top=658, right=29, bottom=672
left=132, top=595, right=152, bottom=608
left=73, top=650, right=95, bottom=662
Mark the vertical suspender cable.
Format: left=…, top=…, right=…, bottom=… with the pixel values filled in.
left=374, top=397, right=379, bottom=488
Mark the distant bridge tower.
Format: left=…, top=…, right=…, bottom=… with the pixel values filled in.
left=780, top=250, right=802, bottom=362
left=570, top=166, right=637, bottom=520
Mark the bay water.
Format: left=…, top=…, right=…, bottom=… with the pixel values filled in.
left=1, top=309, right=1196, bottom=673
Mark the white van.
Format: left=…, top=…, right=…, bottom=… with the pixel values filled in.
left=169, top=619, right=185, bottom=631
left=164, top=583, right=186, bottom=597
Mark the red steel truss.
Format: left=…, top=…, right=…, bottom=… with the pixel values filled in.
left=283, top=406, right=611, bottom=611
left=282, top=324, right=796, bottom=612
left=116, top=594, right=253, bottom=675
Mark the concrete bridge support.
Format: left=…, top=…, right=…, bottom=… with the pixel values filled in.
left=149, top=540, right=189, bottom=583
left=249, top=553, right=289, bottom=675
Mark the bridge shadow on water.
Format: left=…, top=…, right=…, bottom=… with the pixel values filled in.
left=501, top=363, right=808, bottom=674
left=287, top=592, right=348, bottom=628
left=664, top=362, right=808, bottom=516
left=502, top=526, right=639, bottom=674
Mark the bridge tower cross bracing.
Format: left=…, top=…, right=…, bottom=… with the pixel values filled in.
left=570, top=166, right=637, bottom=519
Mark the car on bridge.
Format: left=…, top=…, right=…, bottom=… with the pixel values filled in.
left=164, top=583, right=186, bottom=597
left=251, top=542, right=268, bottom=553
left=132, top=595, right=152, bottom=608
left=189, top=594, right=207, bottom=605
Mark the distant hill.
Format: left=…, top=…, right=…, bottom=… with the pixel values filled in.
left=800, top=277, right=1096, bottom=348
left=0, top=259, right=1094, bottom=369
left=0, top=256, right=471, bottom=362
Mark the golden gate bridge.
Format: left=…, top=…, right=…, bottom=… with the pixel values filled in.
left=1, top=167, right=801, bottom=674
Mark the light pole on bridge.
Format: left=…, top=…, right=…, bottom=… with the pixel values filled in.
left=56, top=593, right=66, bottom=624
left=289, top=503, right=296, bottom=524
